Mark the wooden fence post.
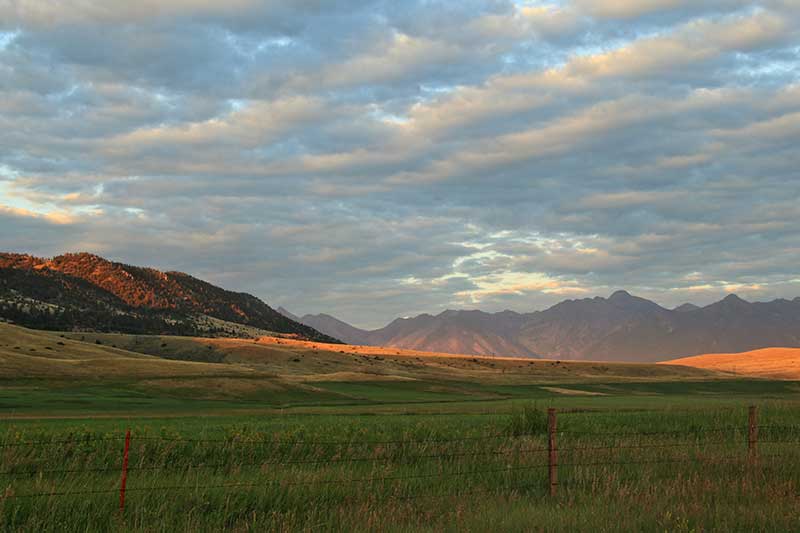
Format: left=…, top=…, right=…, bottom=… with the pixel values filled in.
left=548, top=408, right=557, bottom=496
left=748, top=405, right=758, bottom=462
left=119, top=428, right=131, bottom=512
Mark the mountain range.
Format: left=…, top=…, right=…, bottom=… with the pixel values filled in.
left=4, top=251, right=800, bottom=362
left=281, top=290, right=800, bottom=362
left=0, top=252, right=337, bottom=342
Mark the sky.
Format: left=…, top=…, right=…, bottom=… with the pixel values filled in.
left=1, top=0, right=799, bottom=329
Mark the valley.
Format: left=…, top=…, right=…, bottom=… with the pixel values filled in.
left=3, top=321, right=798, bottom=419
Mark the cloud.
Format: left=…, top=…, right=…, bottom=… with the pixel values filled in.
left=571, top=0, right=749, bottom=20
left=0, top=1, right=363, bottom=30
left=579, top=190, right=689, bottom=209
left=0, top=203, right=75, bottom=225
left=1, top=0, right=799, bottom=327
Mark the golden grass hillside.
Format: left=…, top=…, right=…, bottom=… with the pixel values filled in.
left=0, top=322, right=259, bottom=380
left=0, top=322, right=780, bottom=417
left=0, top=320, right=739, bottom=410
left=663, top=347, right=800, bottom=379
left=60, top=328, right=722, bottom=384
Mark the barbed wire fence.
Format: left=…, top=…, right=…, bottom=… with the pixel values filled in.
left=1, top=405, right=797, bottom=512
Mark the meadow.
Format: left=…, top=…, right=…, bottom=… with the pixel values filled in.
left=2, top=323, right=800, bottom=531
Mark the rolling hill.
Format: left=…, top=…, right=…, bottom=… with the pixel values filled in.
left=0, top=320, right=740, bottom=416
left=664, top=347, right=800, bottom=380
left=0, top=252, right=337, bottom=342
left=0, top=321, right=256, bottom=380
left=283, top=291, right=800, bottom=362
left=0, top=321, right=719, bottom=385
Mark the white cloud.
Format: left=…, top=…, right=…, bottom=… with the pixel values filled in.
left=1, top=0, right=799, bottom=327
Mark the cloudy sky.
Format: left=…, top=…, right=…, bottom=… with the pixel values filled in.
left=1, top=1, right=799, bottom=328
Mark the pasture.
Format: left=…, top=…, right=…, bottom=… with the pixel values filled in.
left=2, top=323, right=800, bottom=531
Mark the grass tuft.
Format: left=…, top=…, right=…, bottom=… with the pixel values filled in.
left=505, top=402, right=548, bottom=437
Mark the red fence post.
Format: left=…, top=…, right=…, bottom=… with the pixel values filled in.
left=548, top=408, right=557, bottom=496
left=119, top=429, right=131, bottom=512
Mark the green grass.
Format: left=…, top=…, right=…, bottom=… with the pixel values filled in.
left=2, top=377, right=798, bottom=417
left=2, top=402, right=800, bottom=532
left=3, top=323, right=800, bottom=530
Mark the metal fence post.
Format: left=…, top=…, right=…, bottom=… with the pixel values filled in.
left=748, top=405, right=758, bottom=462
left=548, top=408, right=557, bottom=496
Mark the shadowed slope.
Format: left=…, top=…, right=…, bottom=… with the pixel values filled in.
left=297, top=312, right=371, bottom=345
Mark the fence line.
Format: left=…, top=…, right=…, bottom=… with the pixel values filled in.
left=555, top=426, right=744, bottom=437
left=0, top=436, right=126, bottom=448
left=1, top=424, right=790, bottom=449
left=3, top=452, right=793, bottom=501
left=130, top=433, right=528, bottom=446
left=0, top=431, right=545, bottom=448
left=7, top=436, right=798, bottom=479
left=129, top=426, right=749, bottom=443
left=0, top=446, right=551, bottom=477
left=2, top=406, right=798, bottom=508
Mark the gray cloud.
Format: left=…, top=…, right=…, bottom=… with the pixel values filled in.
left=1, top=1, right=799, bottom=328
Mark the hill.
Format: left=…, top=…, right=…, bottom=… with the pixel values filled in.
left=0, top=321, right=719, bottom=387
left=0, top=321, right=260, bottom=380
left=0, top=252, right=337, bottom=342
left=289, top=291, right=800, bottom=362
left=0, top=320, right=729, bottom=417
left=664, top=347, right=800, bottom=380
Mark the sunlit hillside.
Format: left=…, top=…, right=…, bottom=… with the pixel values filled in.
left=664, top=347, right=800, bottom=380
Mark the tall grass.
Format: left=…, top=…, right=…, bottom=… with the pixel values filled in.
left=1, top=403, right=800, bottom=531
left=505, top=402, right=548, bottom=437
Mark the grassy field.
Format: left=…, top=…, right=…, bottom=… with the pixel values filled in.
left=2, top=323, right=800, bottom=531
left=0, top=322, right=732, bottom=417
left=3, top=402, right=800, bottom=532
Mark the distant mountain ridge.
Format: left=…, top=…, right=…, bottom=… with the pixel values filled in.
left=293, top=312, right=373, bottom=346
left=0, top=252, right=338, bottom=342
left=6, top=251, right=797, bottom=361
left=281, top=290, right=800, bottom=362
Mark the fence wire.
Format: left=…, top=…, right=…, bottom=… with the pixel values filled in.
left=2, top=421, right=798, bottom=503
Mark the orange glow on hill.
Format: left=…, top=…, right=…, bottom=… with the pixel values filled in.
left=662, top=347, right=800, bottom=379
left=214, top=335, right=538, bottom=362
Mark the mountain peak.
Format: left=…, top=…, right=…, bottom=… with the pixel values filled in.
left=721, top=293, right=747, bottom=304
left=706, top=293, right=751, bottom=312
left=609, top=290, right=633, bottom=300
left=604, top=289, right=669, bottom=314
left=58, top=251, right=105, bottom=260
left=50, top=252, right=112, bottom=267
left=674, top=303, right=700, bottom=312
left=0, top=251, right=338, bottom=342
left=276, top=306, right=300, bottom=322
